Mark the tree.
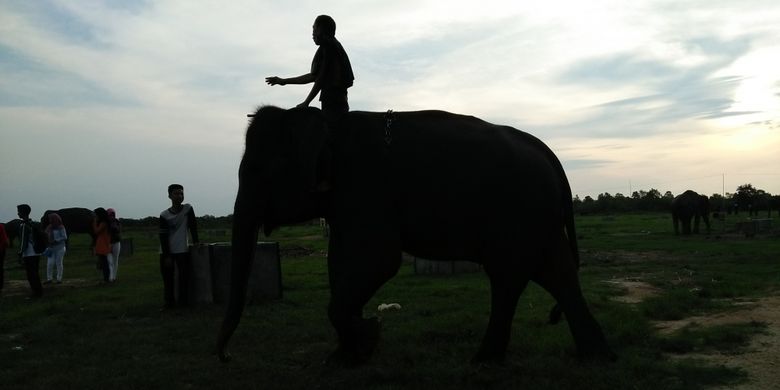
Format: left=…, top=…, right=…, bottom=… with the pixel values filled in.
left=734, top=184, right=758, bottom=203
left=596, top=192, right=613, bottom=212
left=613, top=193, right=631, bottom=212
left=644, top=189, right=661, bottom=200
left=734, top=184, right=768, bottom=216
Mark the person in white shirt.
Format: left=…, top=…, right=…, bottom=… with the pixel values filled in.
left=158, top=184, right=199, bottom=309
left=44, top=213, right=67, bottom=284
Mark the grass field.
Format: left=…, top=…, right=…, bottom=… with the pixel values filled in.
left=1, top=213, right=778, bottom=389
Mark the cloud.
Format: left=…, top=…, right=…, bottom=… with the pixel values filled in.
left=562, top=159, right=613, bottom=171
left=550, top=35, right=756, bottom=139
left=2, top=0, right=780, bottom=221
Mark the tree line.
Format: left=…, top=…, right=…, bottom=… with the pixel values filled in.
left=119, top=214, right=234, bottom=228
left=115, top=184, right=778, bottom=224
left=573, top=184, right=780, bottom=216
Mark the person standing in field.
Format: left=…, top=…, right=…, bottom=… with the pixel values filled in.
left=159, top=184, right=199, bottom=309
left=93, top=208, right=112, bottom=283
left=17, top=204, right=43, bottom=298
left=0, top=222, right=9, bottom=292
left=44, top=213, right=67, bottom=284
left=265, top=14, right=354, bottom=126
left=107, top=208, right=122, bottom=282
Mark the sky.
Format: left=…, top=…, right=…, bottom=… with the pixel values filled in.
left=1, top=0, right=779, bottom=221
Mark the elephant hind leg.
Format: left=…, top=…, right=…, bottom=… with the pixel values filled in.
left=473, top=259, right=529, bottom=363
left=532, top=233, right=615, bottom=361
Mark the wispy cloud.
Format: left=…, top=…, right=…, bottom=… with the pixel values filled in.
left=1, top=0, right=779, bottom=220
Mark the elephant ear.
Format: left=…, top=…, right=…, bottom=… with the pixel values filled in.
left=288, top=107, right=330, bottom=192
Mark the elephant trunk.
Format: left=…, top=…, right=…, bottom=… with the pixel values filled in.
left=216, top=193, right=261, bottom=362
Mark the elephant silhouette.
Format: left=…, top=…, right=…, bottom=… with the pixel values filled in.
left=216, top=106, right=614, bottom=364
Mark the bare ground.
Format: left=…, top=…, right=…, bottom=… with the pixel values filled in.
left=0, top=278, right=97, bottom=297
left=609, top=278, right=780, bottom=390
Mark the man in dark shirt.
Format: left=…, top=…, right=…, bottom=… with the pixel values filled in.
left=266, top=14, right=354, bottom=125
left=17, top=204, right=42, bottom=298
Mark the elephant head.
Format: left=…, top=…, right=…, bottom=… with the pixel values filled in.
left=216, top=106, right=329, bottom=361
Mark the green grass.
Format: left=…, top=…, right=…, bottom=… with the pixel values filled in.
left=1, top=213, right=778, bottom=389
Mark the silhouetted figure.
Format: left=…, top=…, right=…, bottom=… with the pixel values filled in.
left=93, top=208, right=112, bottom=283
left=0, top=222, right=9, bottom=292
left=17, top=204, right=43, bottom=298
left=266, top=14, right=354, bottom=126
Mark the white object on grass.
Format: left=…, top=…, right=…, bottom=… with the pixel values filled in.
left=378, top=303, right=402, bottom=312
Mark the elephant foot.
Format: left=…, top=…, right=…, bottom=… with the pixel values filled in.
left=471, top=345, right=506, bottom=365
left=217, top=350, right=232, bottom=363
left=327, top=317, right=382, bottom=367
left=324, top=346, right=366, bottom=368
left=357, top=316, right=381, bottom=351
left=576, top=340, right=617, bottom=362
left=548, top=304, right=564, bottom=325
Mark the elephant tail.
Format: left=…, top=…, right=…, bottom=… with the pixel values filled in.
left=563, top=184, right=581, bottom=269
left=548, top=188, right=579, bottom=326
left=548, top=184, right=580, bottom=325
left=548, top=142, right=580, bottom=325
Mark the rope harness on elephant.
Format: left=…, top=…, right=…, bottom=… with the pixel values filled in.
left=384, top=109, right=394, bottom=146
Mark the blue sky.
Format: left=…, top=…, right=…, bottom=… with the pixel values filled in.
left=1, top=0, right=779, bottom=221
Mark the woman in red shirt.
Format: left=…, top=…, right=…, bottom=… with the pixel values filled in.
left=92, top=208, right=112, bottom=283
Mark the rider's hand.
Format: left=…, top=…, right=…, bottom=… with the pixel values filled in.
left=265, top=76, right=284, bottom=86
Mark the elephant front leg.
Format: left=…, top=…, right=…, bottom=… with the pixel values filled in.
left=325, top=231, right=401, bottom=365
left=326, top=306, right=382, bottom=366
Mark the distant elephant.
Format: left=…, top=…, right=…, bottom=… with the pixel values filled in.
left=216, top=106, right=614, bottom=364
left=4, top=219, right=22, bottom=248
left=672, top=190, right=710, bottom=235
left=40, top=207, right=97, bottom=242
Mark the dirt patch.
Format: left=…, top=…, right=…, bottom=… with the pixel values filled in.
left=1, top=278, right=96, bottom=297
left=584, top=250, right=676, bottom=264
left=605, top=276, right=780, bottom=389
left=603, top=278, right=662, bottom=303
left=656, top=296, right=780, bottom=390
left=654, top=298, right=777, bottom=335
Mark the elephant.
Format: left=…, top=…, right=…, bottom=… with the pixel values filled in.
left=40, top=207, right=97, bottom=243
left=4, top=219, right=22, bottom=248
left=216, top=106, right=614, bottom=364
left=671, top=190, right=710, bottom=235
